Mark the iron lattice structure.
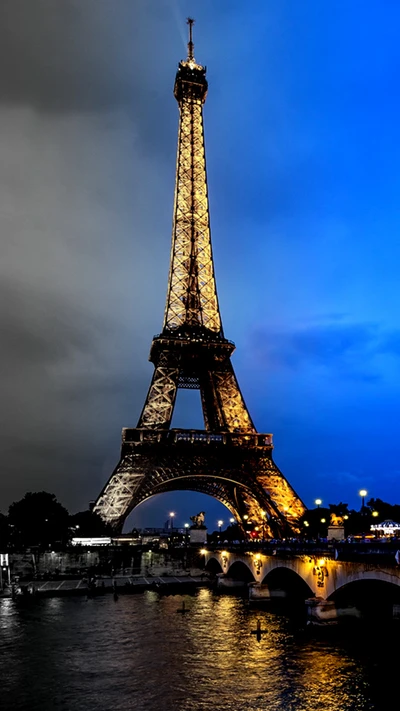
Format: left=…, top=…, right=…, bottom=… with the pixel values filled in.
left=93, top=21, right=306, bottom=537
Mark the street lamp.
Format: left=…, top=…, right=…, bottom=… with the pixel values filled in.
left=359, top=490, right=367, bottom=514
left=169, top=512, right=175, bottom=533
left=315, top=499, right=322, bottom=509
left=229, top=518, right=235, bottom=524
left=218, top=520, right=223, bottom=534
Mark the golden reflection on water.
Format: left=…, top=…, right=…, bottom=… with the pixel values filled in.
left=149, top=589, right=370, bottom=711
left=0, top=589, right=390, bottom=710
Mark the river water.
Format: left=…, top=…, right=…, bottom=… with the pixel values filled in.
left=0, top=588, right=396, bottom=711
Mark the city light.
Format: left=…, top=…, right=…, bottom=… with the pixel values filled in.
left=315, top=499, right=322, bottom=508
left=359, top=489, right=367, bottom=514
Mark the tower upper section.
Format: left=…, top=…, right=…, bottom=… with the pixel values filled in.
left=163, top=19, right=222, bottom=336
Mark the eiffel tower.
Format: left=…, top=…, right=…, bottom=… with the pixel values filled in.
left=93, top=20, right=306, bottom=537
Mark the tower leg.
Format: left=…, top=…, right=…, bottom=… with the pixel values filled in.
left=137, top=352, right=180, bottom=429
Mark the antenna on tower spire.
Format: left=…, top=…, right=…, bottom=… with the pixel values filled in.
left=187, top=17, right=195, bottom=61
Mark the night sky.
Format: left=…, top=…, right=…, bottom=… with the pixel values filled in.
left=1, top=0, right=400, bottom=531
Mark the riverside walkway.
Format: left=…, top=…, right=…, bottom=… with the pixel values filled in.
left=1, top=574, right=211, bottom=598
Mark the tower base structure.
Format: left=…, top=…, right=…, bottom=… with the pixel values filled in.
left=94, top=428, right=305, bottom=538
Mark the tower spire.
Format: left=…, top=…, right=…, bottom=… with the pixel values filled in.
left=187, top=17, right=195, bottom=61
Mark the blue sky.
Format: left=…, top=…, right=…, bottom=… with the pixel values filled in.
left=1, top=0, right=400, bottom=530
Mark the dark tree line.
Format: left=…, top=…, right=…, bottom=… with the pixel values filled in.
left=0, top=491, right=112, bottom=550
left=298, top=498, right=399, bottom=539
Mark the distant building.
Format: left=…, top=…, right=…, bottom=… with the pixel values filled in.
left=71, top=537, right=112, bottom=547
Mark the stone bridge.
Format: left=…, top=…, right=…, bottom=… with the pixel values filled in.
left=204, top=547, right=400, bottom=621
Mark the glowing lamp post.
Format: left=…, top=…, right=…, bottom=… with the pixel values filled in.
left=359, top=490, right=367, bottom=514
left=218, top=520, right=223, bottom=535
left=183, top=523, right=190, bottom=564
left=169, top=512, right=175, bottom=534
left=315, top=499, right=322, bottom=509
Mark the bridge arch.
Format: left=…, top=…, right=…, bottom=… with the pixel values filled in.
left=205, top=557, right=223, bottom=575
left=227, top=561, right=255, bottom=582
left=328, top=578, right=400, bottom=618
left=262, top=565, right=313, bottom=600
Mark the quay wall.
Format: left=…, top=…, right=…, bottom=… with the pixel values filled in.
left=7, top=548, right=204, bottom=580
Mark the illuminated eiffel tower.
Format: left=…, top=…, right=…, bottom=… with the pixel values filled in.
left=93, top=20, right=306, bottom=537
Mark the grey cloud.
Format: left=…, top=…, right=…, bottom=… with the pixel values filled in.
left=253, top=321, right=387, bottom=382
left=0, top=1, right=154, bottom=111
left=0, top=277, right=112, bottom=367
left=0, top=46, right=173, bottom=511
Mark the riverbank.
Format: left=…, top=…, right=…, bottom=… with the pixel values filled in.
left=0, top=574, right=213, bottom=599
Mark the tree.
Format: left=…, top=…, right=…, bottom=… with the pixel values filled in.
left=0, top=513, right=9, bottom=548
left=368, top=498, right=400, bottom=523
left=69, top=509, right=113, bottom=537
left=8, top=492, right=70, bottom=549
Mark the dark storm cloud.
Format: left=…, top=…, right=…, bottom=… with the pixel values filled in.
left=0, top=0, right=185, bottom=168
left=0, top=0, right=148, bottom=111
left=0, top=276, right=112, bottom=367
left=0, top=0, right=183, bottom=512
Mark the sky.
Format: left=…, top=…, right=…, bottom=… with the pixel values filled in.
left=1, top=0, right=400, bottom=530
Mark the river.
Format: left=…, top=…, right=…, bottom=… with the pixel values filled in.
left=0, top=588, right=396, bottom=710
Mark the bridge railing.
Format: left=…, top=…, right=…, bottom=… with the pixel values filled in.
left=209, top=541, right=400, bottom=565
